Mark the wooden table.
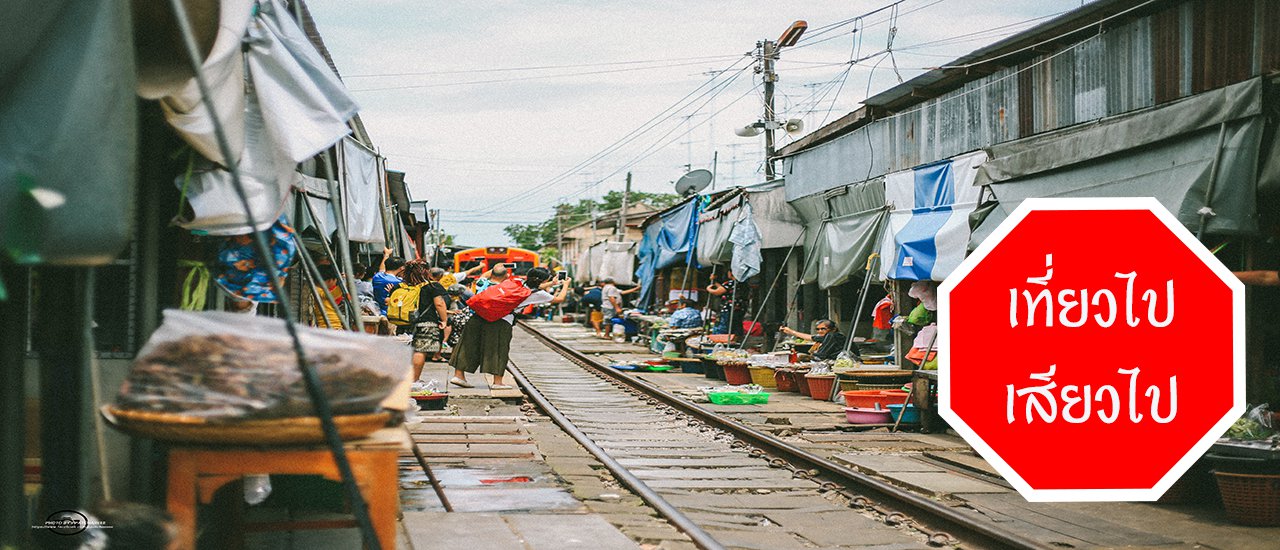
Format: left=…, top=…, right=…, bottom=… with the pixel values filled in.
left=166, top=427, right=408, bottom=549
left=911, top=370, right=945, bottom=433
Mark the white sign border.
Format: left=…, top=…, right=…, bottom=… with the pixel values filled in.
left=938, top=197, right=1246, bottom=502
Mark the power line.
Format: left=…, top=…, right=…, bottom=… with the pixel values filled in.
left=470, top=57, right=754, bottom=215
left=349, top=57, right=750, bottom=92
left=553, top=81, right=762, bottom=206
left=343, top=53, right=747, bottom=78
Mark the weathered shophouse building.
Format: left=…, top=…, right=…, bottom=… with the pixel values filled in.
left=774, top=0, right=1280, bottom=402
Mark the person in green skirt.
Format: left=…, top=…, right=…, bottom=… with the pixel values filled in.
left=450, top=267, right=569, bottom=390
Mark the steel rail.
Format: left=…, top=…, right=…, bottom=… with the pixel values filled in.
left=506, top=365, right=728, bottom=550
left=519, top=322, right=1052, bottom=550
left=408, top=426, right=453, bottom=512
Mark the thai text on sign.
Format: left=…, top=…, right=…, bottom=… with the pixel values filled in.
left=1006, top=254, right=1178, bottom=425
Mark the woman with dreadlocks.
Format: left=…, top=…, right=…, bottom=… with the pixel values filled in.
left=402, top=260, right=448, bottom=382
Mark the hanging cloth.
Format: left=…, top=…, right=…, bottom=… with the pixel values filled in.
left=728, top=202, right=763, bottom=281
left=179, top=260, right=211, bottom=311
left=212, top=216, right=299, bottom=303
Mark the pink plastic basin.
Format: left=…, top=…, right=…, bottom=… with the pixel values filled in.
left=843, top=407, right=892, bottom=424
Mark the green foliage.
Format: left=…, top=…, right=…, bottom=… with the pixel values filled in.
left=503, top=191, right=682, bottom=249
left=424, top=230, right=456, bottom=246
left=538, top=246, right=567, bottom=269
left=503, top=221, right=557, bottom=249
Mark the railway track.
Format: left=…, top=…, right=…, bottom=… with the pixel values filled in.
left=512, top=322, right=1051, bottom=550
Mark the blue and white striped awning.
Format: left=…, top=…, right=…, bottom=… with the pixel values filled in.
left=879, top=151, right=986, bottom=281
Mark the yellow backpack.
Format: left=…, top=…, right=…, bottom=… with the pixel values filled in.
left=386, top=283, right=425, bottom=326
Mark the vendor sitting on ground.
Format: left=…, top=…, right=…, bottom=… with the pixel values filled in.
left=780, top=319, right=851, bottom=362
left=666, top=298, right=703, bottom=329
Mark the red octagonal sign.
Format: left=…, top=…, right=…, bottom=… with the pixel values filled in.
left=939, top=198, right=1244, bottom=502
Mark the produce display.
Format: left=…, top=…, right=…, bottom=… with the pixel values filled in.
left=832, top=355, right=858, bottom=370
left=702, top=384, right=769, bottom=405
left=116, top=310, right=408, bottom=420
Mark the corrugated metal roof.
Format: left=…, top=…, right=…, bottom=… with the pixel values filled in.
left=861, top=0, right=1165, bottom=111
left=777, top=0, right=1167, bottom=159
left=779, top=0, right=1280, bottom=201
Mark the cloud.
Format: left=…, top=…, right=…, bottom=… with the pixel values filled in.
left=308, top=0, right=1082, bottom=245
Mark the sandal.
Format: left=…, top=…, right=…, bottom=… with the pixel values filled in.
left=449, top=377, right=473, bottom=388
left=489, top=384, right=514, bottom=390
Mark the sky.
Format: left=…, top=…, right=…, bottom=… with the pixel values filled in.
left=306, top=0, right=1083, bottom=246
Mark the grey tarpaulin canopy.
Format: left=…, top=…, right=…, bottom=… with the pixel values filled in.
left=697, top=182, right=806, bottom=268
left=1, top=0, right=136, bottom=265
left=790, top=179, right=887, bottom=289
left=972, top=77, right=1271, bottom=246
left=157, top=0, right=356, bottom=166
left=695, top=192, right=742, bottom=267
left=290, top=174, right=338, bottom=236
left=744, top=181, right=805, bottom=249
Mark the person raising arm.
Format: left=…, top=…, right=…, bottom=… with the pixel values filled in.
left=1234, top=270, right=1280, bottom=286
left=780, top=319, right=849, bottom=362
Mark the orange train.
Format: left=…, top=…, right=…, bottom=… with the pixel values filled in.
left=452, top=246, right=541, bottom=277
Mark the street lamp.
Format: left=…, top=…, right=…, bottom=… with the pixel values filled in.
left=734, top=20, right=808, bottom=180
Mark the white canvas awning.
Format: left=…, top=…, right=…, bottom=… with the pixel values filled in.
left=341, top=138, right=385, bottom=244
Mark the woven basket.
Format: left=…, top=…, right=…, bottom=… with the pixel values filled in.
left=747, top=366, right=778, bottom=388
left=101, top=405, right=391, bottom=445
left=1214, top=471, right=1280, bottom=526
left=774, top=369, right=805, bottom=393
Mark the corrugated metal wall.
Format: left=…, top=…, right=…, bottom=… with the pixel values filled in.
left=784, top=0, right=1280, bottom=201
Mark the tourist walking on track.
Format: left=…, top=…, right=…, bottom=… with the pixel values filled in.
left=450, top=267, right=569, bottom=390
left=404, top=261, right=448, bottom=382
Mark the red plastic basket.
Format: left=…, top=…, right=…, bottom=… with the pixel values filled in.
left=804, top=374, right=836, bottom=401
left=795, top=373, right=813, bottom=396
left=1214, top=471, right=1280, bottom=526
left=722, top=363, right=752, bottom=385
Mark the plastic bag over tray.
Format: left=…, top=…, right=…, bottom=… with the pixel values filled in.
left=115, top=310, right=409, bottom=420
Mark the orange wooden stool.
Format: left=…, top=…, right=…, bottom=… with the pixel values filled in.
left=166, top=428, right=407, bottom=549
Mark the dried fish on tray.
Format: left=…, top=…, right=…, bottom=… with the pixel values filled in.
left=115, top=310, right=409, bottom=421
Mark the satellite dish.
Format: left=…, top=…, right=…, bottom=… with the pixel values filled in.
left=784, top=118, right=805, bottom=135
left=674, top=169, right=714, bottom=196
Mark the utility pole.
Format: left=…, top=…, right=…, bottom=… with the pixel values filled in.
left=617, top=172, right=631, bottom=242
left=710, top=151, right=718, bottom=192
left=429, top=209, right=441, bottom=266
left=590, top=204, right=598, bottom=245
left=556, top=208, right=564, bottom=261
left=760, top=39, right=778, bottom=180
left=743, top=22, right=805, bottom=182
